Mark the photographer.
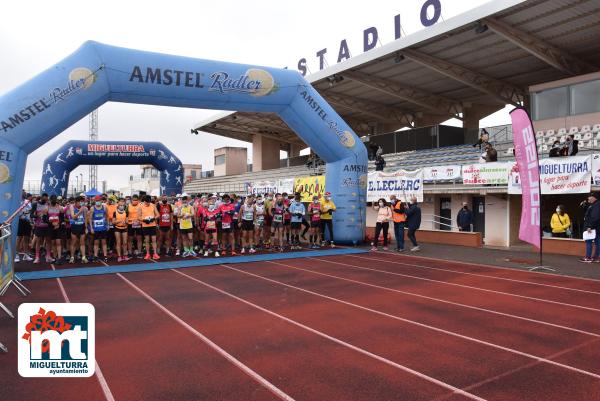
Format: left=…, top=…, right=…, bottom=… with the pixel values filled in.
left=472, top=128, right=490, bottom=150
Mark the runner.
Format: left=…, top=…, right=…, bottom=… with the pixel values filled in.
left=68, top=196, right=88, bottom=264
left=233, top=194, right=243, bottom=251
left=239, top=195, right=255, bottom=254
left=307, top=195, right=322, bottom=248
left=127, top=195, right=143, bottom=258
left=254, top=195, right=267, bottom=250
left=111, top=198, right=130, bottom=262
left=48, top=195, right=66, bottom=264
left=264, top=192, right=273, bottom=249
left=195, top=196, right=208, bottom=254
left=15, top=194, right=33, bottom=262
left=106, top=195, right=117, bottom=256
left=178, top=195, right=196, bottom=257
left=139, top=195, right=160, bottom=260
left=203, top=197, right=220, bottom=257
left=88, top=195, right=109, bottom=262
left=289, top=192, right=305, bottom=250
left=157, top=194, right=173, bottom=256
left=219, top=194, right=236, bottom=256
left=271, top=194, right=285, bottom=252
left=31, top=193, right=51, bottom=264
left=320, top=191, right=336, bottom=247
left=282, top=192, right=291, bottom=246
left=172, top=194, right=182, bottom=256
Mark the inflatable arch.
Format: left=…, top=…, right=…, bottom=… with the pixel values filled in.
left=40, top=140, right=184, bottom=196
left=0, top=41, right=367, bottom=243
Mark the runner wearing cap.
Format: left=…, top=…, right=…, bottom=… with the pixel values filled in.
left=88, top=195, right=109, bottom=262
left=320, top=191, right=336, bottom=247
left=308, top=195, right=322, bottom=248
left=139, top=195, right=160, bottom=260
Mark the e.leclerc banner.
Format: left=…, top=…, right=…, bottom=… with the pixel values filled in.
left=510, top=108, right=540, bottom=248
left=508, top=155, right=591, bottom=195
left=367, top=169, right=423, bottom=202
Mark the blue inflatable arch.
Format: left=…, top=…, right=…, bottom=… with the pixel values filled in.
left=0, top=41, right=367, bottom=243
left=40, top=140, right=184, bottom=196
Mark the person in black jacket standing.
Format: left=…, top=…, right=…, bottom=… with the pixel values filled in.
left=581, top=192, right=600, bottom=263
left=456, top=202, right=473, bottom=232
left=405, top=196, right=422, bottom=252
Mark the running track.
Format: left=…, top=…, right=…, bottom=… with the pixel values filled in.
left=1, top=251, right=599, bottom=401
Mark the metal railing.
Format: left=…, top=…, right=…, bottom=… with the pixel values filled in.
left=422, top=214, right=455, bottom=231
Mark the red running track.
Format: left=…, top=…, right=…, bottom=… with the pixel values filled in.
left=0, top=251, right=599, bottom=401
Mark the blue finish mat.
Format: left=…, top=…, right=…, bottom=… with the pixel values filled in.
left=16, top=248, right=368, bottom=281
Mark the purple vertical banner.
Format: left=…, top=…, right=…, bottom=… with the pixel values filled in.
left=510, top=108, right=541, bottom=248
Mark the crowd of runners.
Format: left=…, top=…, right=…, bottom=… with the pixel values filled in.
left=15, top=191, right=337, bottom=264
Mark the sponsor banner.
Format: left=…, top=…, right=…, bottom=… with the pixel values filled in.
left=277, top=178, right=295, bottom=194
left=592, top=154, right=600, bottom=185
left=423, top=165, right=461, bottom=181
left=294, top=176, right=326, bottom=202
left=0, top=224, right=13, bottom=293
left=508, top=155, right=591, bottom=195
left=367, top=169, right=423, bottom=202
left=462, top=162, right=512, bottom=185
left=247, top=180, right=278, bottom=195
left=510, top=108, right=541, bottom=248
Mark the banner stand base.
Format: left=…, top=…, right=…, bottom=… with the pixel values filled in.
left=527, top=265, right=556, bottom=272
left=0, top=277, right=31, bottom=297
left=0, top=302, right=14, bottom=353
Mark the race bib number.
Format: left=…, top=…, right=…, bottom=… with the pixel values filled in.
left=273, top=214, right=283, bottom=223
left=132, top=220, right=141, bottom=228
left=243, top=211, right=253, bottom=220
left=222, top=222, right=231, bottom=229
left=48, top=215, right=59, bottom=223
left=161, top=213, right=170, bottom=222
left=257, top=215, right=265, bottom=223
left=206, top=220, right=216, bottom=230
left=93, top=219, right=104, bottom=228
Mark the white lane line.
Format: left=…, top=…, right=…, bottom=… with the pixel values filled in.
left=116, top=272, right=295, bottom=401
left=309, top=258, right=600, bottom=313
left=223, top=262, right=600, bottom=380
left=172, top=268, right=486, bottom=401
left=256, top=259, right=599, bottom=337
left=353, top=254, right=600, bottom=296
left=51, top=265, right=116, bottom=401
left=375, top=250, right=600, bottom=283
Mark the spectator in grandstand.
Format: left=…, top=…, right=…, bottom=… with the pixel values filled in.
left=581, top=192, right=600, bottom=263
left=479, top=143, right=498, bottom=163
left=371, top=198, right=392, bottom=251
left=472, top=128, right=490, bottom=150
left=549, top=141, right=562, bottom=158
left=375, top=154, right=386, bottom=171
left=550, top=204, right=571, bottom=238
left=390, top=195, right=406, bottom=252
left=405, top=196, right=422, bottom=252
left=456, top=202, right=473, bottom=232
left=368, top=141, right=379, bottom=161
left=561, top=134, right=579, bottom=156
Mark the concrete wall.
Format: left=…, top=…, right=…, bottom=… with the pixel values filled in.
left=214, top=147, right=247, bottom=177
left=253, top=135, right=280, bottom=171
left=484, top=194, right=509, bottom=247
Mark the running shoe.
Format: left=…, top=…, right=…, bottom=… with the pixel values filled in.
left=144, top=253, right=151, bottom=260
left=230, top=251, right=237, bottom=256
left=249, top=248, right=256, bottom=254
left=69, top=257, right=75, bottom=264
left=214, top=251, right=220, bottom=257
left=240, top=248, right=246, bottom=254
left=23, top=254, right=33, bottom=262
left=117, top=256, right=123, bottom=262
left=152, top=253, right=160, bottom=260
left=175, top=249, right=181, bottom=256
left=203, top=251, right=209, bottom=257
left=370, top=246, right=377, bottom=251
left=410, top=246, right=420, bottom=252
left=103, top=257, right=108, bottom=263
left=14, top=254, right=20, bottom=263
left=397, top=248, right=405, bottom=252
left=33, top=257, right=40, bottom=264
left=579, top=258, right=593, bottom=263
left=383, top=246, right=389, bottom=251
left=330, top=242, right=335, bottom=248
left=82, top=256, right=89, bottom=263
left=189, top=250, right=197, bottom=257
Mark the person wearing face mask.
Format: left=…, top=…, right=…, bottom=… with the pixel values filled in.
left=203, top=197, right=220, bottom=257
left=172, top=195, right=182, bottom=256
left=281, top=192, right=292, bottom=245
left=263, top=193, right=274, bottom=249
left=550, top=204, right=571, bottom=238
left=111, top=198, right=130, bottom=262
left=195, top=196, right=209, bottom=253
left=232, top=194, right=242, bottom=251
left=68, top=196, right=88, bottom=264
left=218, top=194, right=236, bottom=256
left=560, top=134, right=579, bottom=157
left=308, top=195, right=322, bottom=249
left=405, top=196, right=422, bottom=252
left=127, top=195, right=143, bottom=258
left=157, top=194, right=173, bottom=256
left=88, top=195, right=109, bottom=262
left=254, top=196, right=266, bottom=249
left=457, top=202, right=473, bottom=232
left=289, top=193, right=306, bottom=250
left=31, top=193, right=51, bottom=263
left=179, top=195, right=197, bottom=257
left=390, top=195, right=407, bottom=252
left=371, top=198, right=392, bottom=251
left=48, top=195, right=66, bottom=264
left=271, top=194, right=286, bottom=251
left=320, top=192, right=336, bottom=247
left=139, top=195, right=160, bottom=260
left=549, top=140, right=561, bottom=158
left=239, top=195, right=256, bottom=254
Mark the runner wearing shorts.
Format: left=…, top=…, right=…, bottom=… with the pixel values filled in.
left=254, top=195, right=266, bottom=250
left=31, top=193, right=51, bottom=264
left=270, top=195, right=286, bottom=252
left=88, top=196, right=109, bottom=262
left=16, top=195, right=33, bottom=262
left=239, top=196, right=255, bottom=254
left=68, top=197, right=88, bottom=263
left=48, top=195, right=66, bottom=264
left=219, top=194, right=236, bottom=256
left=157, top=194, right=173, bottom=256
left=289, top=193, right=305, bottom=250
left=282, top=192, right=291, bottom=245
left=111, top=198, right=130, bottom=262
left=203, top=199, right=220, bottom=257
left=308, top=195, right=322, bottom=248
left=140, top=195, right=160, bottom=260
left=179, top=196, right=196, bottom=257
left=127, top=195, right=143, bottom=257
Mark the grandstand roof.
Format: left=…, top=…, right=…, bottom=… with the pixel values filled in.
left=193, top=0, right=600, bottom=148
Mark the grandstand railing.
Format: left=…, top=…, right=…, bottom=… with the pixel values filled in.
left=423, top=214, right=455, bottom=231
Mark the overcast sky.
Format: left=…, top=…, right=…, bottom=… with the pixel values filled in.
left=0, top=0, right=506, bottom=191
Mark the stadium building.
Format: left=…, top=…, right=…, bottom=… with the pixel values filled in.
left=186, top=0, right=600, bottom=256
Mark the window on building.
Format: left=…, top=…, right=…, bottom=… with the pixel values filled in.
left=532, top=87, right=568, bottom=120
left=215, top=155, right=226, bottom=165
left=571, top=79, right=600, bottom=115
left=191, top=170, right=197, bottom=179
left=151, top=168, right=158, bottom=178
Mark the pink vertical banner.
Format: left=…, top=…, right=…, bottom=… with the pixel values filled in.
left=510, top=108, right=541, bottom=248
